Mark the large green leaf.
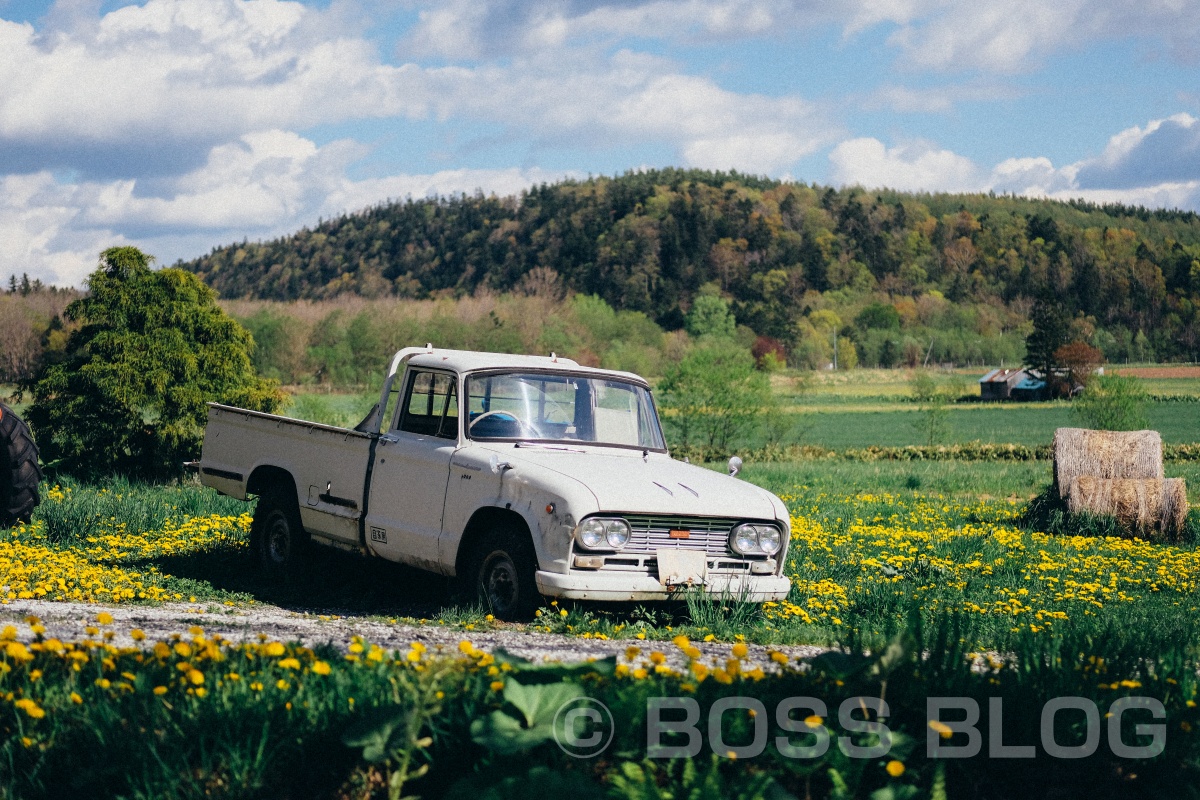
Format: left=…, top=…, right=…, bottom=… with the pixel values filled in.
left=342, top=706, right=412, bottom=763
left=469, top=680, right=585, bottom=755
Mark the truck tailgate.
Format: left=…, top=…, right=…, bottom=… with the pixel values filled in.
left=199, top=403, right=374, bottom=545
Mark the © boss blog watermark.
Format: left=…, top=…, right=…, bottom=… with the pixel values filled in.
left=552, top=696, right=1167, bottom=760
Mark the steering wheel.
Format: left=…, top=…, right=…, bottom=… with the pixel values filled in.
left=468, top=409, right=543, bottom=438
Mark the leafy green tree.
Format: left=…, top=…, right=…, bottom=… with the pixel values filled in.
left=1071, top=374, right=1150, bottom=431
left=855, top=302, right=901, bottom=331
left=657, top=340, right=772, bottom=452
left=685, top=287, right=736, bottom=339
left=25, top=247, right=283, bottom=479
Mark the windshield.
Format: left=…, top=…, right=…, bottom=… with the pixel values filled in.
left=465, top=371, right=666, bottom=450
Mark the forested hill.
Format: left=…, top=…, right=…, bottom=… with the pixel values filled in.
left=179, top=168, right=1200, bottom=358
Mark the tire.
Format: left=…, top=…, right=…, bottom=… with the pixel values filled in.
left=250, top=486, right=308, bottom=578
left=469, top=525, right=540, bottom=621
left=0, top=403, right=42, bottom=529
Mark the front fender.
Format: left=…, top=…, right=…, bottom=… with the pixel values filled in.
left=440, top=447, right=600, bottom=575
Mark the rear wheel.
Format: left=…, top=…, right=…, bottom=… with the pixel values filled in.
left=470, top=526, right=540, bottom=621
left=250, top=486, right=308, bottom=577
left=0, top=403, right=42, bottom=529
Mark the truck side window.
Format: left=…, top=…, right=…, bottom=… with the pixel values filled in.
left=439, top=381, right=459, bottom=439
left=398, top=371, right=458, bottom=438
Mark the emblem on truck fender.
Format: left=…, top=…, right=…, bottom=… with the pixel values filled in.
left=370, top=527, right=387, bottom=544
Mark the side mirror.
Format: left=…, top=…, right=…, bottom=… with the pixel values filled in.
left=728, top=456, right=743, bottom=477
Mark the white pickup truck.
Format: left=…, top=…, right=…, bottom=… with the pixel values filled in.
left=199, top=346, right=791, bottom=619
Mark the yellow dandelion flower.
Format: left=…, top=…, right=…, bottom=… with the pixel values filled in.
left=886, top=760, right=905, bottom=777
left=96, top=612, right=114, bottom=625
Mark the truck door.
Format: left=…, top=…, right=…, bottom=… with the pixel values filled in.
left=364, top=369, right=458, bottom=573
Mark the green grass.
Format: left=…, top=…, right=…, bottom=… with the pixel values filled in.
left=14, top=459, right=1200, bottom=657
left=741, top=401, right=1200, bottom=449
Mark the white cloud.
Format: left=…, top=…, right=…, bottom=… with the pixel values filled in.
left=1074, top=113, right=1200, bottom=188
left=0, top=129, right=573, bottom=286
left=402, top=0, right=808, bottom=60
left=0, top=172, right=129, bottom=286
left=0, top=0, right=424, bottom=168
left=829, top=137, right=983, bottom=192
left=884, top=0, right=1200, bottom=73
left=416, top=52, right=832, bottom=173
left=829, top=114, right=1200, bottom=212
left=401, top=0, right=1200, bottom=75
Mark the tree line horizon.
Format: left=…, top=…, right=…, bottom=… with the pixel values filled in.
left=4, top=168, right=1200, bottom=387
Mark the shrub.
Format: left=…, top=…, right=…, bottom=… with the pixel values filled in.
left=1071, top=374, right=1150, bottom=431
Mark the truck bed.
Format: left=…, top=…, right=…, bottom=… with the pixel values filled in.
left=199, top=403, right=374, bottom=547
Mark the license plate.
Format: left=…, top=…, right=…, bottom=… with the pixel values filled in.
left=656, top=548, right=707, bottom=587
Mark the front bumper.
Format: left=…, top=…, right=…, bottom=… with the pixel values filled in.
left=535, top=570, right=791, bottom=602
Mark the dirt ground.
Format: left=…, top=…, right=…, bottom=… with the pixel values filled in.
left=0, top=598, right=829, bottom=673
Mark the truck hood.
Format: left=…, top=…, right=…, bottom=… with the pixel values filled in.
left=491, top=445, right=779, bottom=520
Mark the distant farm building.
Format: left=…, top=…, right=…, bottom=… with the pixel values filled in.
left=979, top=368, right=1047, bottom=401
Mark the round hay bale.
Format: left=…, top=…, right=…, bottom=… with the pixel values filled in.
left=1053, top=427, right=1163, bottom=499
left=1067, top=476, right=1188, bottom=538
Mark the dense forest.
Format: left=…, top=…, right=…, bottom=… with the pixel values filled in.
left=179, top=169, right=1200, bottom=367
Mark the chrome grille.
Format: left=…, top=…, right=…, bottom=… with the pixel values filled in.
left=621, top=515, right=739, bottom=558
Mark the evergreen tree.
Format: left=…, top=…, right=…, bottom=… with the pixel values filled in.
left=1024, top=297, right=1070, bottom=386
left=25, top=247, right=283, bottom=479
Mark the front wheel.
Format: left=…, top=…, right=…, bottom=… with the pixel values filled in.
left=250, top=487, right=308, bottom=578
left=471, top=527, right=540, bottom=621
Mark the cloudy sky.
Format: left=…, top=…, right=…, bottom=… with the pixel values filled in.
left=2, top=0, right=1199, bottom=286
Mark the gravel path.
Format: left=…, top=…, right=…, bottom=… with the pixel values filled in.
left=0, top=599, right=830, bottom=673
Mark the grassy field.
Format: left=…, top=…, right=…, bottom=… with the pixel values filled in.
left=7, top=367, right=1200, bottom=797
left=7, top=459, right=1200, bottom=650
left=5, top=466, right=1200, bottom=797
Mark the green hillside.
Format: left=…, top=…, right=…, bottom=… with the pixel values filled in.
left=178, top=169, right=1200, bottom=363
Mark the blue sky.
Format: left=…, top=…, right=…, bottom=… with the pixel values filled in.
left=2, top=0, right=1199, bottom=286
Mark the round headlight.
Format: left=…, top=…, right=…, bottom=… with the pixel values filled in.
left=732, top=524, right=760, bottom=555
left=756, top=525, right=781, bottom=555
left=577, top=519, right=606, bottom=549
left=606, top=519, right=631, bottom=549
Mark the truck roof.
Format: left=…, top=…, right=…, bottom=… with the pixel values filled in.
left=405, top=348, right=648, bottom=385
